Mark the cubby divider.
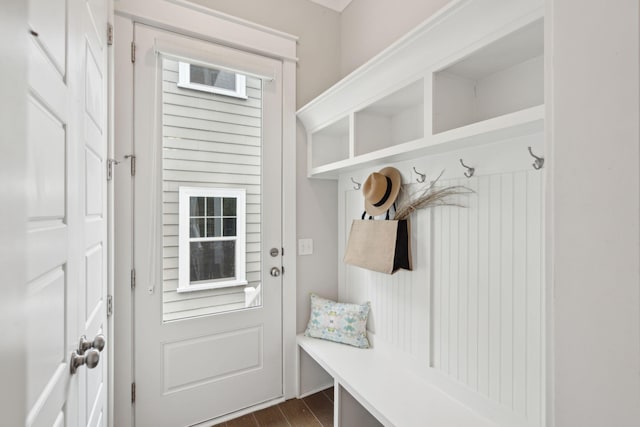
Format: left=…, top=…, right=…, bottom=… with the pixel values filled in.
left=310, top=116, right=350, bottom=170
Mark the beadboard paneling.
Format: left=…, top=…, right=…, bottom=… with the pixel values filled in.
left=339, top=144, right=544, bottom=426
left=343, top=189, right=430, bottom=360
left=432, top=171, right=544, bottom=424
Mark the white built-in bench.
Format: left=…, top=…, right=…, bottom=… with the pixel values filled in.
left=297, top=334, right=495, bottom=427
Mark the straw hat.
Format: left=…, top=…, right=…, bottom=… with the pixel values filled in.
left=362, top=167, right=402, bottom=216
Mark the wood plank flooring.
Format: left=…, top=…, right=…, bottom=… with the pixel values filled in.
left=213, top=388, right=334, bottom=427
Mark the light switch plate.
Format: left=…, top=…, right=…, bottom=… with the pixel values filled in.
left=298, top=238, right=313, bottom=256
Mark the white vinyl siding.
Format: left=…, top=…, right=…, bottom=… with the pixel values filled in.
left=162, top=58, right=262, bottom=321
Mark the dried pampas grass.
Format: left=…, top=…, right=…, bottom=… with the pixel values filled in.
left=394, top=170, right=473, bottom=220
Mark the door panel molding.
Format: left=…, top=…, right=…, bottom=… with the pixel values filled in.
left=25, top=0, right=109, bottom=426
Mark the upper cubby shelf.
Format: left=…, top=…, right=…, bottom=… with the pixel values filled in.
left=297, top=0, right=545, bottom=179
left=355, top=79, right=425, bottom=157
left=433, top=19, right=544, bottom=134
left=310, top=116, right=350, bottom=169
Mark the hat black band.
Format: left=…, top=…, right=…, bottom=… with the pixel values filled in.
left=373, top=176, right=393, bottom=207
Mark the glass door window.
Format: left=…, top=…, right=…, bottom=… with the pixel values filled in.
left=162, top=57, right=263, bottom=321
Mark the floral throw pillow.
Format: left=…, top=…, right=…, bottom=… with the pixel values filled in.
left=304, top=293, right=370, bottom=348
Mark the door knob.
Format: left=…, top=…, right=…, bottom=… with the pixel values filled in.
left=70, top=348, right=100, bottom=374
left=270, top=267, right=281, bottom=277
left=78, top=334, right=106, bottom=355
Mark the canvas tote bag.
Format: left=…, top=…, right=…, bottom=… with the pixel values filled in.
left=343, top=212, right=412, bottom=274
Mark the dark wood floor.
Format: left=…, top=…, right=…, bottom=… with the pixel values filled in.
left=212, top=388, right=334, bottom=427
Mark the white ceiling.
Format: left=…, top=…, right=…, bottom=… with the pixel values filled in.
left=308, top=0, right=353, bottom=12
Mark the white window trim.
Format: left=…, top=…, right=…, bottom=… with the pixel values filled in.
left=177, top=61, right=248, bottom=99
left=178, top=186, right=247, bottom=293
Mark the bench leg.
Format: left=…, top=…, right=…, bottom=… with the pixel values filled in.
left=333, top=379, right=340, bottom=427
left=295, top=341, right=301, bottom=398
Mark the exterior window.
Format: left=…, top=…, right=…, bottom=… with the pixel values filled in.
left=177, top=62, right=247, bottom=99
left=178, top=187, right=247, bottom=292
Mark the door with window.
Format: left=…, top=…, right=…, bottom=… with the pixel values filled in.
left=133, top=24, right=284, bottom=426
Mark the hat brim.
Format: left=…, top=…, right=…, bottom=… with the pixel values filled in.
left=364, top=167, right=402, bottom=216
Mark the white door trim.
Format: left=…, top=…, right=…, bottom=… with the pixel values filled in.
left=113, top=4, right=297, bottom=426
left=115, top=0, right=298, bottom=62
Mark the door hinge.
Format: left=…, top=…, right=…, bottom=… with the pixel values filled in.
left=107, top=158, right=116, bottom=181
left=107, top=155, right=135, bottom=179
left=107, top=295, right=113, bottom=317
left=125, top=154, right=136, bottom=176
left=107, top=23, right=113, bottom=45
left=131, top=41, right=136, bottom=63
left=131, top=382, right=136, bottom=403
left=282, top=247, right=284, bottom=256
left=131, top=269, right=136, bottom=289
left=281, top=266, right=285, bottom=275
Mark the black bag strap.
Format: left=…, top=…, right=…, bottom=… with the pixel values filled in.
left=384, top=203, right=397, bottom=220
left=362, top=202, right=397, bottom=220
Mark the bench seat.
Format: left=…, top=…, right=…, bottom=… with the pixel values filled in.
left=298, top=334, right=495, bottom=427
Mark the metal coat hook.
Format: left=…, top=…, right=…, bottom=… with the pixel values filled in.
left=527, top=146, right=545, bottom=170
left=350, top=177, right=361, bottom=190
left=459, top=159, right=475, bottom=178
left=412, top=167, right=426, bottom=183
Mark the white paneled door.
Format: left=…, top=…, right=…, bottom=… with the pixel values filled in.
left=26, top=0, right=109, bottom=426
left=133, top=25, right=284, bottom=426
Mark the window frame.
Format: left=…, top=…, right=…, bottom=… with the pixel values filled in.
left=177, top=186, right=247, bottom=293
left=177, top=61, right=248, bottom=99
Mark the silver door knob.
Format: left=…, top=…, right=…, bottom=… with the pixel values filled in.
left=270, top=267, right=281, bottom=277
left=78, top=334, right=106, bottom=355
left=70, top=348, right=100, bottom=374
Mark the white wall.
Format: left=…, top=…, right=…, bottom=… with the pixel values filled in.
left=191, top=0, right=342, bottom=108
left=296, top=121, right=339, bottom=333
left=192, top=0, right=458, bottom=104
left=0, top=1, right=27, bottom=425
left=547, top=0, right=640, bottom=426
left=340, top=0, right=453, bottom=76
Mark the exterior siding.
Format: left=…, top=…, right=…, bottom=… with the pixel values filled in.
left=161, top=58, right=262, bottom=321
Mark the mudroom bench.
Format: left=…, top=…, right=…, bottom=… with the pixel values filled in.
left=297, top=334, right=495, bottom=427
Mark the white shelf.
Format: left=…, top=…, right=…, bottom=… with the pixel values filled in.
left=354, top=79, right=424, bottom=156
left=310, top=116, right=350, bottom=169
left=309, top=105, right=543, bottom=179
left=298, top=0, right=545, bottom=179
left=433, top=19, right=544, bottom=133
